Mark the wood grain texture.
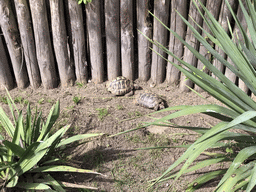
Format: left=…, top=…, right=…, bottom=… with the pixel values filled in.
left=0, top=35, right=14, bottom=90
left=14, top=0, right=41, bottom=88
left=121, top=0, right=134, bottom=80
left=105, top=0, right=120, bottom=80
left=85, top=0, right=104, bottom=83
left=0, top=0, right=29, bottom=88
left=29, top=0, right=58, bottom=89
left=50, top=0, right=75, bottom=87
left=151, top=0, right=170, bottom=84
left=137, top=0, right=152, bottom=81
left=66, top=0, right=88, bottom=84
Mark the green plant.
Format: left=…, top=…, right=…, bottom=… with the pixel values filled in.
left=0, top=95, right=8, bottom=104
left=37, top=98, right=44, bottom=104
left=116, top=104, right=124, bottom=110
left=14, top=96, right=23, bottom=104
left=76, top=82, right=85, bottom=88
left=77, top=0, right=92, bottom=5
left=96, top=108, right=109, bottom=121
left=0, top=89, right=104, bottom=191
left=73, top=96, right=81, bottom=105
left=137, top=0, right=256, bottom=191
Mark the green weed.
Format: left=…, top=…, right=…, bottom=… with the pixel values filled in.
left=73, top=96, right=81, bottom=104
left=96, top=108, right=109, bottom=121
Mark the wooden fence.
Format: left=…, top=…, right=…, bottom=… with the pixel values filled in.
left=0, top=0, right=247, bottom=93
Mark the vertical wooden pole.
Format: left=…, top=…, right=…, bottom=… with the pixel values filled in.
left=14, top=0, right=41, bottom=89
left=50, top=0, right=75, bottom=87
left=105, top=0, right=120, bottom=80
left=151, top=0, right=170, bottom=84
left=121, top=0, right=134, bottom=80
left=167, top=0, right=187, bottom=85
left=85, top=0, right=104, bottom=83
left=195, top=0, right=222, bottom=92
left=137, top=0, right=152, bottom=81
left=0, top=0, right=29, bottom=88
left=179, top=0, right=206, bottom=92
left=29, top=0, right=58, bottom=89
left=67, top=0, right=88, bottom=84
left=0, top=35, right=14, bottom=90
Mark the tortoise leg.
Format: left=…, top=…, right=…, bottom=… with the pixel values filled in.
left=154, top=105, right=159, bottom=111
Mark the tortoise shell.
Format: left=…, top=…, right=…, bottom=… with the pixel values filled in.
left=135, top=93, right=165, bottom=111
left=106, top=76, right=134, bottom=96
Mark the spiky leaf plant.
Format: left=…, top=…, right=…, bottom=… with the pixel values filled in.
left=0, top=89, right=104, bottom=191
left=139, top=0, right=256, bottom=191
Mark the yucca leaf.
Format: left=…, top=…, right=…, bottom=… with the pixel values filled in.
left=57, top=133, right=104, bottom=147
left=150, top=122, right=228, bottom=186
left=153, top=110, right=256, bottom=186
left=16, top=125, right=70, bottom=176
left=246, top=162, right=256, bottom=191
left=194, top=111, right=256, bottom=145
left=6, top=175, right=18, bottom=187
left=151, top=157, right=228, bottom=184
left=146, top=29, right=256, bottom=114
left=25, top=103, right=32, bottom=145
left=148, top=9, right=256, bottom=111
left=33, top=110, right=42, bottom=142
left=14, top=182, right=52, bottom=190
left=30, top=165, right=101, bottom=175
left=239, top=0, right=256, bottom=49
left=3, top=141, right=25, bottom=157
left=186, top=170, right=227, bottom=192
left=217, top=161, right=254, bottom=191
left=41, top=158, right=61, bottom=165
left=41, top=173, right=65, bottom=192
left=217, top=146, right=256, bottom=188
left=0, top=108, right=15, bottom=138
left=5, top=87, right=19, bottom=123
left=37, top=101, right=60, bottom=141
left=13, top=113, right=23, bottom=146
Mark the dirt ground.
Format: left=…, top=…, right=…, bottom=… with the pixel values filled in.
left=0, top=79, right=226, bottom=192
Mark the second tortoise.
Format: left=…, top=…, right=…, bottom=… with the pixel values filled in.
left=135, top=92, right=165, bottom=111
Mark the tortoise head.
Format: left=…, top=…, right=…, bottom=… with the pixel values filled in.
left=158, top=102, right=165, bottom=110
left=133, top=84, right=142, bottom=90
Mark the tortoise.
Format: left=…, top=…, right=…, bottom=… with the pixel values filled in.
left=106, top=76, right=139, bottom=96
left=135, top=92, right=165, bottom=111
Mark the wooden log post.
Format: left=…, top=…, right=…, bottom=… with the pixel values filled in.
left=151, top=0, right=170, bottom=84
left=85, top=1, right=104, bottom=84
left=66, top=0, right=88, bottom=84
left=225, top=3, right=247, bottom=90
left=194, top=0, right=222, bottom=92
left=14, top=0, right=41, bottom=89
left=50, top=0, right=75, bottom=87
left=137, top=0, right=152, bottom=81
left=0, top=0, right=29, bottom=88
left=29, top=0, right=58, bottom=89
left=105, top=0, right=120, bottom=80
left=167, top=0, right=187, bottom=85
left=121, top=0, right=134, bottom=80
left=179, top=0, right=206, bottom=92
left=212, top=0, right=237, bottom=80
left=0, top=35, right=14, bottom=90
